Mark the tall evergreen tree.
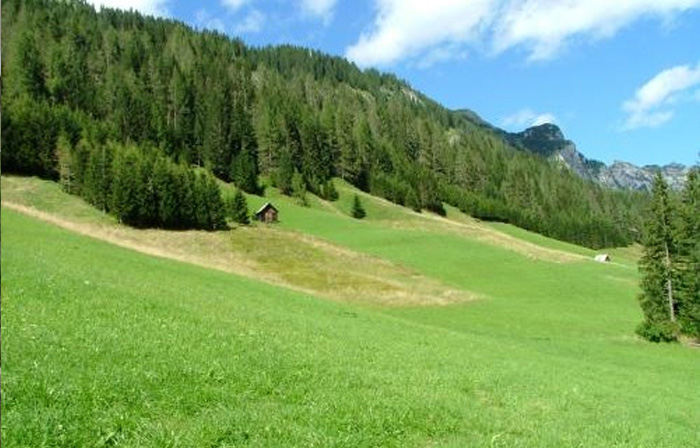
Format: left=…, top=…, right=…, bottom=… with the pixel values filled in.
left=637, top=174, right=679, bottom=342
left=676, top=169, right=700, bottom=338
left=275, top=149, right=295, bottom=196
left=56, top=133, right=74, bottom=192
left=227, top=189, right=250, bottom=225
left=231, top=148, right=260, bottom=194
left=111, top=146, right=141, bottom=225
left=292, top=169, right=308, bottom=206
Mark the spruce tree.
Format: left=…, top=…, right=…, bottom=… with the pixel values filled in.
left=322, top=179, right=339, bottom=201
left=292, top=169, right=308, bottom=206
left=276, top=150, right=295, bottom=196
left=231, top=148, right=260, bottom=194
left=637, top=173, right=679, bottom=342
left=676, top=169, right=700, bottom=339
left=351, top=194, right=366, bottom=219
left=204, top=173, right=227, bottom=230
left=111, top=146, right=141, bottom=225
left=56, top=133, right=74, bottom=192
left=228, top=189, right=250, bottom=225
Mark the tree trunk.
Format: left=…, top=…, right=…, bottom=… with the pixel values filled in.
left=664, top=241, right=676, bottom=323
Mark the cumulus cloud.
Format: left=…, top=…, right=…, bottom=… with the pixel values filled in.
left=346, top=0, right=495, bottom=67
left=300, top=0, right=338, bottom=24
left=622, top=63, right=700, bottom=130
left=502, top=108, right=557, bottom=129
left=493, top=0, right=700, bottom=61
left=221, top=0, right=251, bottom=12
left=85, top=0, right=169, bottom=16
left=346, top=0, right=700, bottom=67
left=234, top=10, right=265, bottom=34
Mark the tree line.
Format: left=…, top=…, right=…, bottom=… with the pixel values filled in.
left=2, top=0, right=646, bottom=247
left=637, top=170, right=699, bottom=342
left=57, top=135, right=227, bottom=230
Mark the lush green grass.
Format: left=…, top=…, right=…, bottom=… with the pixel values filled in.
left=3, top=176, right=699, bottom=447
left=487, top=221, right=597, bottom=258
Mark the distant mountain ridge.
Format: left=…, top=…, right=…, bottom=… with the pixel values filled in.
left=456, top=109, right=691, bottom=191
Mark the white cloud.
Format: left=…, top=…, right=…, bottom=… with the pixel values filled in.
left=493, top=0, right=700, bottom=61
left=531, top=113, right=557, bottom=126
left=502, top=108, right=556, bottom=129
left=416, top=44, right=469, bottom=69
left=234, top=10, right=265, bottom=34
left=221, top=0, right=251, bottom=12
left=85, top=0, right=169, bottom=16
left=622, top=62, right=700, bottom=130
left=346, top=0, right=700, bottom=67
left=195, top=9, right=226, bottom=33
left=347, top=0, right=495, bottom=67
left=300, top=0, right=338, bottom=24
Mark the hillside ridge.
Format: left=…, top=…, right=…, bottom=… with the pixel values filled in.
left=1, top=0, right=646, bottom=248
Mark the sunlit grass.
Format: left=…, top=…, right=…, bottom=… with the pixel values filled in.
left=2, top=175, right=698, bottom=447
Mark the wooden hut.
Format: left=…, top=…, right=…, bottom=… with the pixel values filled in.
left=255, top=202, right=278, bottom=223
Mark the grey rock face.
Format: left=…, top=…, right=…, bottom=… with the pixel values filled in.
left=512, top=124, right=690, bottom=191
left=454, top=110, right=692, bottom=190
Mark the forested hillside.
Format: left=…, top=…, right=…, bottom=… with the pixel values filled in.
left=1, top=0, right=646, bottom=247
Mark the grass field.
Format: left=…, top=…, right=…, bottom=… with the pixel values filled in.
left=2, top=176, right=699, bottom=447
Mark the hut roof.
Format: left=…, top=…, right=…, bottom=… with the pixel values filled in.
left=255, top=202, right=278, bottom=215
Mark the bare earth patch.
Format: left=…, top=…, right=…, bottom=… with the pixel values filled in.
left=2, top=200, right=473, bottom=307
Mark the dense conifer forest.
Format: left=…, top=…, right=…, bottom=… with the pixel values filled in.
left=637, top=171, right=700, bottom=342
left=2, top=0, right=647, bottom=246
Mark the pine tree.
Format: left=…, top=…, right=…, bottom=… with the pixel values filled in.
left=228, top=189, right=250, bottom=225
left=676, top=169, right=700, bottom=339
left=111, top=146, right=141, bottom=225
left=637, top=173, right=679, bottom=342
left=231, top=148, right=260, bottom=194
left=351, top=194, right=366, bottom=219
left=275, top=149, right=295, bottom=195
left=204, top=173, right=227, bottom=230
left=321, top=179, right=339, bottom=201
left=292, top=169, right=308, bottom=206
left=56, top=133, right=74, bottom=192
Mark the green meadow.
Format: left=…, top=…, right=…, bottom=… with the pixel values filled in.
left=2, top=176, right=699, bottom=447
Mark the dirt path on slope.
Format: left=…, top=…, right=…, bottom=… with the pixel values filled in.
left=349, top=189, right=585, bottom=263
left=2, top=200, right=473, bottom=306
left=2, top=200, right=273, bottom=281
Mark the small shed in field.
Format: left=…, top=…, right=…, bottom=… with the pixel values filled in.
left=255, top=202, right=278, bottom=223
left=594, top=254, right=611, bottom=263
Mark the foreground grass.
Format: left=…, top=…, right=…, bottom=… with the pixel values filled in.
left=3, top=205, right=700, bottom=446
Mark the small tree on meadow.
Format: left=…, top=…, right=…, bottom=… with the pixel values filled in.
left=351, top=194, right=366, bottom=219
left=322, top=179, right=339, bottom=201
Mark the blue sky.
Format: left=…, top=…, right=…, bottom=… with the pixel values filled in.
left=87, top=1, right=700, bottom=167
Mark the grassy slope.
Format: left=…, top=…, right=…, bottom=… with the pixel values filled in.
left=2, top=176, right=699, bottom=447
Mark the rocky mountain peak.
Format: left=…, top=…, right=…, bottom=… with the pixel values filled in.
left=455, top=109, right=691, bottom=191
left=509, top=124, right=690, bottom=191
left=521, top=123, right=565, bottom=142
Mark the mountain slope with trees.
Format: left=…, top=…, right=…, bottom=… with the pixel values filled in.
left=456, top=110, right=691, bottom=192
left=2, top=0, right=648, bottom=247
